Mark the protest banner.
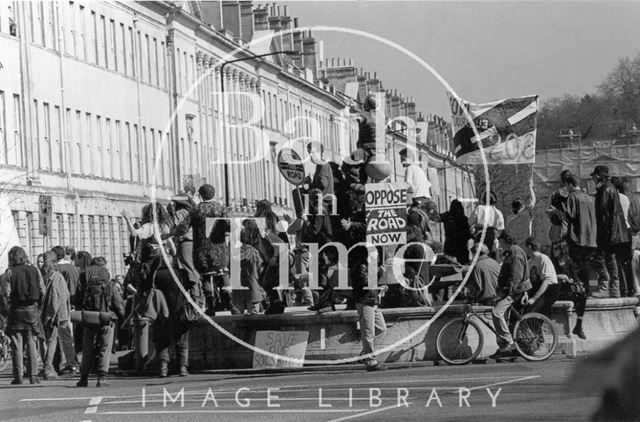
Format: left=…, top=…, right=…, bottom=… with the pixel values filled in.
left=365, top=182, right=408, bottom=245
left=448, top=92, right=538, bottom=165
left=252, top=331, right=309, bottom=369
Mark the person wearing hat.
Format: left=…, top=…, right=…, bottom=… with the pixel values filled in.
left=591, top=165, right=630, bottom=298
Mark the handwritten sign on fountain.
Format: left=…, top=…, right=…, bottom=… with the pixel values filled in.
left=365, top=182, right=408, bottom=245
left=252, top=331, right=309, bottom=369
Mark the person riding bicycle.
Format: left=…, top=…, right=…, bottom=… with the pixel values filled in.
left=522, top=236, right=558, bottom=314
left=490, top=231, right=532, bottom=359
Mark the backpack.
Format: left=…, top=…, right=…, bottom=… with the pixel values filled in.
left=82, top=267, right=112, bottom=312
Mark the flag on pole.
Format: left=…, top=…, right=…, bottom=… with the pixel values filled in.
left=447, top=93, right=538, bottom=165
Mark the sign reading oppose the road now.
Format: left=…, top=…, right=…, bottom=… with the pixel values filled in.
left=277, top=148, right=305, bottom=185
left=252, top=331, right=309, bottom=369
left=365, top=182, right=408, bottom=246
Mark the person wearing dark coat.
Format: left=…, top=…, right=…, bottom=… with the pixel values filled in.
left=440, top=200, right=471, bottom=264
left=591, top=166, right=631, bottom=298
left=173, top=184, right=240, bottom=315
left=4, top=247, right=44, bottom=385
left=76, top=257, right=124, bottom=388
left=150, top=256, right=191, bottom=377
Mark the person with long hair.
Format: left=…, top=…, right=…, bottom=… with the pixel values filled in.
left=5, top=247, right=43, bottom=384
left=255, top=199, right=292, bottom=314
left=240, top=220, right=267, bottom=315
left=72, top=251, right=92, bottom=356
left=122, top=202, right=174, bottom=289
left=39, top=251, right=72, bottom=380
left=439, top=199, right=471, bottom=264
left=173, top=184, right=239, bottom=315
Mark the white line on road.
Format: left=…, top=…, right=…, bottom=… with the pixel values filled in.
left=324, top=403, right=406, bottom=422
left=98, top=409, right=368, bottom=415
left=323, top=375, right=541, bottom=422
left=19, top=374, right=530, bottom=403
left=84, top=397, right=102, bottom=414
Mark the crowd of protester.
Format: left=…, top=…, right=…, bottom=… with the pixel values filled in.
left=1, top=93, right=638, bottom=384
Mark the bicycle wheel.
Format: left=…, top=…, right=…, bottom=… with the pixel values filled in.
left=512, top=312, right=558, bottom=361
left=436, top=318, right=483, bottom=365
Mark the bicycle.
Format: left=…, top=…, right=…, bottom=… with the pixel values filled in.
left=435, top=300, right=558, bottom=365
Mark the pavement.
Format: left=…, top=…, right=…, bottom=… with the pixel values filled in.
left=0, top=355, right=601, bottom=422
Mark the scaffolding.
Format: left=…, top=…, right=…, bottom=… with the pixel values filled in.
left=531, top=139, right=640, bottom=246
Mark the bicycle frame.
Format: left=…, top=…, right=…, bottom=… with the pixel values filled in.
left=461, top=302, right=525, bottom=337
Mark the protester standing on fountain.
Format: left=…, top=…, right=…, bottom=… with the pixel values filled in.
left=611, top=176, right=635, bottom=297
left=591, top=166, right=630, bottom=298
left=239, top=220, right=267, bottom=315
left=560, top=171, right=599, bottom=296
left=399, top=148, right=437, bottom=222
left=173, top=184, right=240, bottom=316
left=469, top=190, right=505, bottom=260
left=439, top=199, right=471, bottom=264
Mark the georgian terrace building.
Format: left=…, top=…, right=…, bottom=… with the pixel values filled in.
left=0, top=0, right=472, bottom=275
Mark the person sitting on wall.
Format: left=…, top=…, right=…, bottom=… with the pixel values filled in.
left=309, top=246, right=340, bottom=313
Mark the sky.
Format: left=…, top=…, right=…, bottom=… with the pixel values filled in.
left=284, top=1, right=640, bottom=117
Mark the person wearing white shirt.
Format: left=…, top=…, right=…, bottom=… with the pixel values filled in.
left=399, top=148, right=437, bottom=221
left=469, top=190, right=505, bottom=259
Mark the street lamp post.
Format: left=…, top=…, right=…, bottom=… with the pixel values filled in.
left=219, top=50, right=299, bottom=209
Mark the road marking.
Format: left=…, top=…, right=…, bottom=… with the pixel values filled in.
left=323, top=375, right=541, bottom=422
left=98, top=409, right=368, bottom=415
left=84, top=397, right=102, bottom=414
left=19, top=374, right=534, bottom=403
left=325, top=403, right=405, bottom=422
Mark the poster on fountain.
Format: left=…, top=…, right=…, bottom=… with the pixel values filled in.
left=252, top=331, right=309, bottom=369
left=365, top=182, right=408, bottom=246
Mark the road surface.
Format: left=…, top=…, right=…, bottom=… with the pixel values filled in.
left=0, top=356, right=600, bottom=422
